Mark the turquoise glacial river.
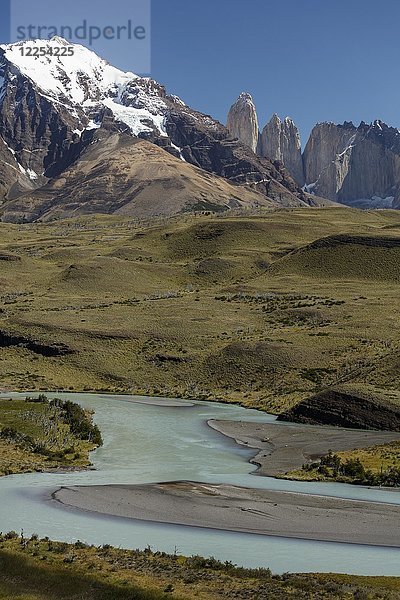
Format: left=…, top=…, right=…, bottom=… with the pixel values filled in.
left=0, top=392, right=399, bottom=575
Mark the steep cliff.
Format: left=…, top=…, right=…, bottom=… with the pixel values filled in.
left=226, top=94, right=305, bottom=185
left=303, top=120, right=400, bottom=207
left=260, top=114, right=304, bottom=185
left=226, top=87, right=400, bottom=209
left=226, top=92, right=259, bottom=153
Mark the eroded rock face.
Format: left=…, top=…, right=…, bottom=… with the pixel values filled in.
left=0, top=48, right=96, bottom=195
left=226, top=92, right=259, bottom=153
left=165, top=104, right=305, bottom=205
left=0, top=137, right=32, bottom=202
left=224, top=86, right=400, bottom=209
left=303, top=120, right=400, bottom=207
left=260, top=114, right=304, bottom=185
left=277, top=388, right=400, bottom=431
left=0, top=42, right=169, bottom=191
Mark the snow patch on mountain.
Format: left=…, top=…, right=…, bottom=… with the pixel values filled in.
left=303, top=181, right=317, bottom=194
left=102, top=98, right=167, bottom=137
left=0, top=138, right=38, bottom=179
left=2, top=139, right=16, bottom=156
left=73, top=119, right=101, bottom=137
left=337, top=134, right=357, bottom=158
left=18, top=163, right=38, bottom=180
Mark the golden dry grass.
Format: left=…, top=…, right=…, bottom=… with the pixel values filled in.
left=0, top=536, right=399, bottom=600
left=0, top=207, right=398, bottom=416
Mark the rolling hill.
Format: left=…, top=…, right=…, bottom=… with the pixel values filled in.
left=0, top=207, right=399, bottom=418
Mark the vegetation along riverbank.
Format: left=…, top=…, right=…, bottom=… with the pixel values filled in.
left=0, top=395, right=102, bottom=476
left=0, top=534, right=399, bottom=599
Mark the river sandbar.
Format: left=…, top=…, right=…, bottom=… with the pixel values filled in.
left=54, top=482, right=400, bottom=547
left=208, top=420, right=400, bottom=476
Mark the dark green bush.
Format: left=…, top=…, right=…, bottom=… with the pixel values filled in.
left=303, top=450, right=400, bottom=487
left=50, top=399, right=103, bottom=446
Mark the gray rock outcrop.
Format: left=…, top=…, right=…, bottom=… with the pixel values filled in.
left=303, top=120, right=400, bottom=207
left=260, top=114, right=304, bottom=185
left=226, top=92, right=259, bottom=153
left=226, top=94, right=305, bottom=185
left=225, top=88, right=400, bottom=209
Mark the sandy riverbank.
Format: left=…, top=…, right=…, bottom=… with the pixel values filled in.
left=54, top=481, right=400, bottom=547
left=208, top=420, right=400, bottom=476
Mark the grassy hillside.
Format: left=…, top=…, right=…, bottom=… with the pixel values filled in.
left=268, top=234, right=400, bottom=281
left=0, top=207, right=399, bottom=415
left=0, top=396, right=101, bottom=475
left=282, top=442, right=400, bottom=486
left=0, top=535, right=399, bottom=600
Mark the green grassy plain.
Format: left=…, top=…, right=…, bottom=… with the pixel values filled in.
left=0, top=207, right=399, bottom=415
left=0, top=536, right=399, bottom=600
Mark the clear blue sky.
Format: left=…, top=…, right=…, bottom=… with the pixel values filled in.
left=151, top=0, right=400, bottom=144
left=2, top=0, right=400, bottom=144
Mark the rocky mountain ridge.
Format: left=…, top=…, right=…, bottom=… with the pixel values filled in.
left=227, top=92, right=400, bottom=208
left=0, top=38, right=310, bottom=221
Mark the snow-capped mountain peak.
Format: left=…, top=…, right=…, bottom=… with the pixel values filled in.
left=0, top=37, right=307, bottom=221
left=0, top=37, right=169, bottom=136
left=1, top=37, right=136, bottom=103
